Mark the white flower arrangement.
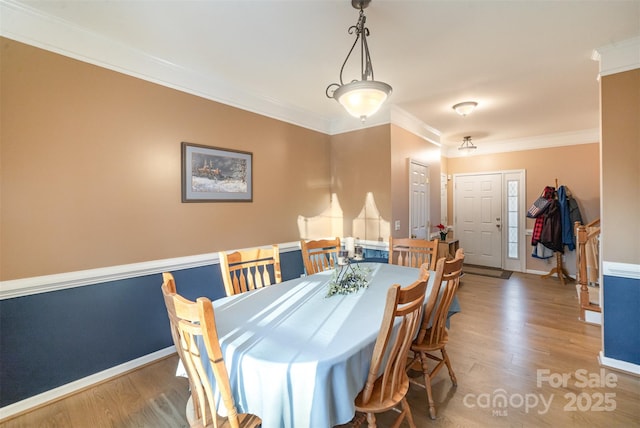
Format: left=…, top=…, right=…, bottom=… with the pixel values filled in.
left=326, top=263, right=371, bottom=297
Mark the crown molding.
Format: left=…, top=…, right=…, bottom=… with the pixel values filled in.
left=445, top=128, right=600, bottom=158
left=592, top=36, right=640, bottom=77
left=0, top=0, right=607, bottom=152
left=390, top=106, right=441, bottom=146
left=326, top=105, right=443, bottom=145
left=0, top=0, right=332, bottom=134
left=0, top=0, right=464, bottom=145
left=327, top=105, right=392, bottom=135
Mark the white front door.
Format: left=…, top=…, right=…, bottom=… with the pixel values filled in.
left=409, top=161, right=429, bottom=239
left=454, top=173, right=502, bottom=267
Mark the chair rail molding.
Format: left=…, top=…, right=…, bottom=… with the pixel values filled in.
left=0, top=242, right=303, bottom=300
left=603, top=261, right=640, bottom=280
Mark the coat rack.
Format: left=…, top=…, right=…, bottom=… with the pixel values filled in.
left=542, top=251, right=573, bottom=285
left=541, top=178, right=574, bottom=285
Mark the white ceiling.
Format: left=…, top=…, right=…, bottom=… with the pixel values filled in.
left=4, top=0, right=640, bottom=152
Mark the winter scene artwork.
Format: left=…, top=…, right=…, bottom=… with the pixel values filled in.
left=181, top=142, right=252, bottom=202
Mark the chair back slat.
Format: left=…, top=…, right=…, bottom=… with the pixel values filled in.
left=161, top=274, right=204, bottom=424
left=416, top=249, right=464, bottom=345
left=361, top=279, right=427, bottom=405
left=161, top=273, right=261, bottom=428
left=300, top=238, right=341, bottom=275
left=219, top=245, right=282, bottom=296
left=162, top=274, right=217, bottom=427
left=389, top=237, right=440, bottom=270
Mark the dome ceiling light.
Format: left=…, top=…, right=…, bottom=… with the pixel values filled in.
left=452, top=101, right=478, bottom=116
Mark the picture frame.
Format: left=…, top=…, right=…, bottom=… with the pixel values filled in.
left=181, top=142, right=253, bottom=202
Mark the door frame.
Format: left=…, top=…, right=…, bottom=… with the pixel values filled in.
left=453, top=169, right=526, bottom=272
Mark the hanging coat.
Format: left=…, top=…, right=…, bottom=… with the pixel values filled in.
left=539, top=199, right=564, bottom=253
left=532, top=242, right=554, bottom=259
left=558, top=186, right=574, bottom=251
left=531, top=186, right=556, bottom=246
left=568, top=196, right=583, bottom=230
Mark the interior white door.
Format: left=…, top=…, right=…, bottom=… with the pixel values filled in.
left=454, top=173, right=502, bottom=267
left=409, top=161, right=429, bottom=239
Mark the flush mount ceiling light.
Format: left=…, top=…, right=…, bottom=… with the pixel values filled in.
left=458, top=136, right=477, bottom=152
left=452, top=101, right=478, bottom=116
left=326, top=0, right=392, bottom=123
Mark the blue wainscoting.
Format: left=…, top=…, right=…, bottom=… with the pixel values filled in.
left=603, top=274, right=640, bottom=365
left=0, top=250, right=305, bottom=408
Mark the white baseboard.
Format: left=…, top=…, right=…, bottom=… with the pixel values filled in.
left=0, top=346, right=176, bottom=422
left=599, top=351, right=640, bottom=376
left=525, top=269, right=549, bottom=275
left=584, top=310, right=602, bottom=325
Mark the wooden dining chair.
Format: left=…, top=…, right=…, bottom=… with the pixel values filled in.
left=219, top=245, right=282, bottom=296
left=352, top=278, right=428, bottom=428
left=406, top=248, right=465, bottom=419
left=388, top=237, right=440, bottom=270
left=300, top=237, right=341, bottom=275
left=161, top=273, right=261, bottom=428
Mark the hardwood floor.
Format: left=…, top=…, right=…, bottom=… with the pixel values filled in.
left=2, top=272, right=639, bottom=427
left=1, top=355, right=190, bottom=428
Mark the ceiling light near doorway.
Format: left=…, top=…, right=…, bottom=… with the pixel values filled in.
left=452, top=101, right=478, bottom=116
left=458, top=136, right=477, bottom=153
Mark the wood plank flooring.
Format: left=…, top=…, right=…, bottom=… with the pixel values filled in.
left=2, top=272, right=639, bottom=427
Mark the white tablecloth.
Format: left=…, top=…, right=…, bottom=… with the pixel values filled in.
left=197, top=262, right=460, bottom=428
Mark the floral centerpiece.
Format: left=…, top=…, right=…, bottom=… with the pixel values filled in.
left=435, top=223, right=448, bottom=240
left=326, top=263, right=371, bottom=297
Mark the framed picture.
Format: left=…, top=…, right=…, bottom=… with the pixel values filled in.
left=181, top=142, right=253, bottom=202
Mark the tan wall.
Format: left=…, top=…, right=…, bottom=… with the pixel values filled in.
left=329, top=125, right=391, bottom=240
left=447, top=143, right=600, bottom=271
left=0, top=38, right=331, bottom=280
left=1, top=36, right=615, bottom=279
left=601, top=69, right=640, bottom=264
left=390, top=125, right=442, bottom=239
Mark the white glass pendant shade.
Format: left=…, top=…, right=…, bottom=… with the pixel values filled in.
left=334, top=80, right=392, bottom=121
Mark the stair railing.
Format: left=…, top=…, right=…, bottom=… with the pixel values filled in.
left=575, top=219, right=601, bottom=321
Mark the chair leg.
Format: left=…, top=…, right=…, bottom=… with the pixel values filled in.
left=419, top=352, right=437, bottom=420
left=349, top=412, right=367, bottom=427
left=441, top=347, right=457, bottom=387
left=397, top=398, right=416, bottom=428
left=366, top=412, right=377, bottom=428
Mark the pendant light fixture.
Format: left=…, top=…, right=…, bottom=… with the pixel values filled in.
left=458, top=136, right=477, bottom=153
left=326, top=0, right=392, bottom=123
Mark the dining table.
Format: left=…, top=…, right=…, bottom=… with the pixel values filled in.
left=199, top=262, right=461, bottom=428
